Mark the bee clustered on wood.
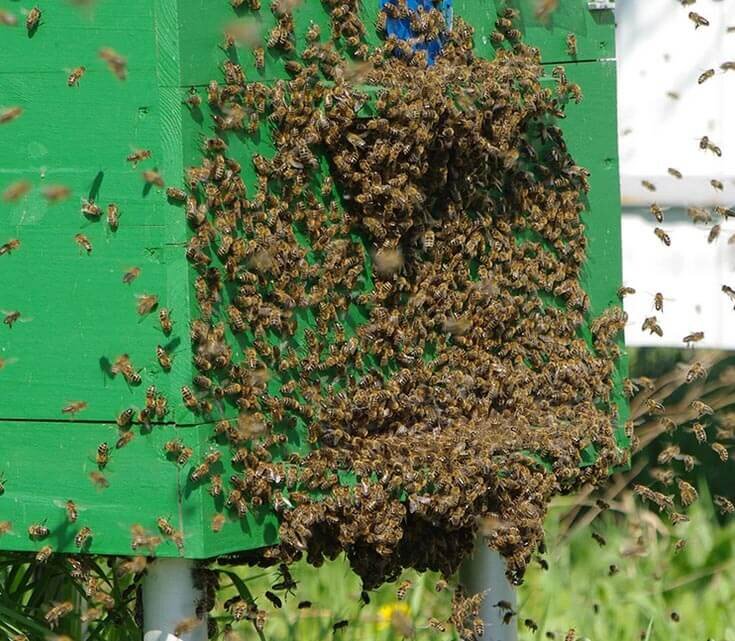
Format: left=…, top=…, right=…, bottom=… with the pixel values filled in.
left=183, top=0, right=625, bottom=607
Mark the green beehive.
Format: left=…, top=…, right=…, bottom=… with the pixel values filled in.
left=0, top=0, right=625, bottom=561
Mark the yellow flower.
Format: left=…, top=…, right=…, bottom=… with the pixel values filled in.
left=377, top=602, right=411, bottom=631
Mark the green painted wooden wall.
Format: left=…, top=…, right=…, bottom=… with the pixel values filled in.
left=0, top=0, right=624, bottom=558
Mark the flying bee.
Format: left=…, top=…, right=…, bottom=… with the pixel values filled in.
left=211, top=514, right=226, bottom=533
left=36, top=545, right=53, bottom=563
left=396, top=579, right=412, bottom=600
left=714, top=495, right=735, bottom=514
left=683, top=331, right=704, bottom=346
left=156, top=345, right=172, bottom=370
left=99, top=47, right=128, bottom=80
left=2, top=180, right=31, bottom=202
left=617, top=286, right=635, bottom=299
left=89, top=471, right=109, bottom=489
left=28, top=522, right=49, bottom=539
left=700, top=135, right=722, bottom=156
left=722, top=284, right=735, bottom=307
left=712, top=442, right=729, bottom=462
left=0, top=105, right=23, bottom=127
left=689, top=11, right=709, bottom=28
left=156, top=516, right=176, bottom=536
left=265, top=591, right=282, bottom=608
left=668, top=167, right=682, bottom=179
left=698, top=69, right=715, bottom=84
left=642, top=316, right=663, bottom=336
left=654, top=227, right=671, bottom=246
left=122, top=267, right=141, bottom=284
left=64, top=500, right=78, bottom=523
left=62, top=401, right=88, bottom=416
left=107, top=203, right=119, bottom=230
left=427, top=618, right=446, bottom=632
left=116, top=430, right=133, bottom=449
left=711, top=179, right=724, bottom=191
left=650, top=203, right=664, bottom=223
left=45, top=601, right=74, bottom=628
left=678, top=479, right=699, bottom=507
left=641, top=179, right=656, bottom=192
left=686, top=361, right=706, bottom=383
left=67, top=66, right=86, bottom=86
left=74, top=233, right=92, bottom=253
left=136, top=293, right=158, bottom=315
left=143, top=169, right=165, bottom=187
left=96, top=442, right=109, bottom=468
left=127, top=149, right=151, bottom=166
left=708, top=224, right=721, bottom=243
left=691, top=400, right=713, bottom=417
left=75, top=526, right=92, bottom=548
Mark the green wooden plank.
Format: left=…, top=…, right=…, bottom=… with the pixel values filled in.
left=0, top=0, right=626, bottom=558
left=0, top=421, right=195, bottom=557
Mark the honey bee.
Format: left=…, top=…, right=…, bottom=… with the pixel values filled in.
left=227, top=305, right=246, bottom=333
left=36, top=545, right=53, bottom=563
left=332, top=620, right=347, bottom=632
left=64, top=500, right=78, bottom=523
left=565, top=33, right=577, bottom=56
left=41, top=184, right=71, bottom=202
left=654, top=292, right=664, bottom=311
left=654, top=227, right=671, bottom=246
left=99, top=47, right=128, bottom=80
left=45, top=601, right=74, bottom=628
left=174, top=617, right=202, bottom=637
left=253, top=46, right=265, bottom=70
left=689, top=11, right=709, bottom=28
left=682, top=331, right=704, bottom=346
left=591, top=532, right=606, bottom=547
left=265, top=590, right=283, bottom=608
left=62, top=401, right=88, bottom=416
left=0, top=106, right=23, bottom=125
left=143, top=169, right=165, bottom=187
left=158, top=308, right=173, bottom=334
left=67, top=66, right=86, bottom=86
left=136, top=293, right=158, bottom=315
left=2, top=180, right=32, bottom=202
left=156, top=516, right=176, bottom=537
left=89, top=471, right=109, bottom=489
left=116, top=430, right=134, bottom=449
left=677, top=479, right=698, bottom=506
left=74, top=233, right=93, bottom=253
left=17, top=7, right=44, bottom=32
left=722, top=284, right=735, bottom=307
left=0, top=521, right=11, bottom=536
left=647, top=203, right=665, bottom=224
left=691, top=400, right=713, bottom=417
left=686, top=361, right=706, bottom=383
left=96, top=442, right=109, bottom=468
left=668, top=167, right=683, bottom=179
left=712, top=442, right=729, bottom=462
left=642, top=316, right=663, bottom=337
left=107, top=203, right=120, bottom=230
left=698, top=69, right=715, bottom=84
left=714, top=495, right=735, bottom=514
left=0, top=238, right=21, bottom=255
left=711, top=179, right=724, bottom=191
left=182, top=386, right=198, bottom=410
left=700, top=135, right=722, bottom=156
left=28, top=522, right=50, bottom=539
left=641, top=179, right=656, bottom=192
left=127, top=149, right=151, bottom=166
left=617, top=286, right=635, bottom=299
left=156, top=345, right=172, bottom=370
left=75, top=526, right=92, bottom=548
left=209, top=474, right=222, bottom=497
left=0, top=11, right=17, bottom=26
left=184, top=87, right=201, bottom=109
left=708, top=224, right=721, bottom=243
left=524, top=619, right=538, bottom=632
left=396, top=579, right=412, bottom=600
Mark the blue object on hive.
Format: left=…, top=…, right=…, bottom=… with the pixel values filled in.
left=380, top=0, right=453, bottom=65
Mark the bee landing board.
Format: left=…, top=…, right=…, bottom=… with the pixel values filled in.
left=0, top=0, right=625, bottom=562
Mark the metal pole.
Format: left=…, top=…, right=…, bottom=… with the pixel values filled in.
left=143, top=558, right=206, bottom=641
left=460, top=540, right=518, bottom=641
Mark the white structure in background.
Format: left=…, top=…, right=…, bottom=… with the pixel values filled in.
left=616, top=0, right=735, bottom=349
